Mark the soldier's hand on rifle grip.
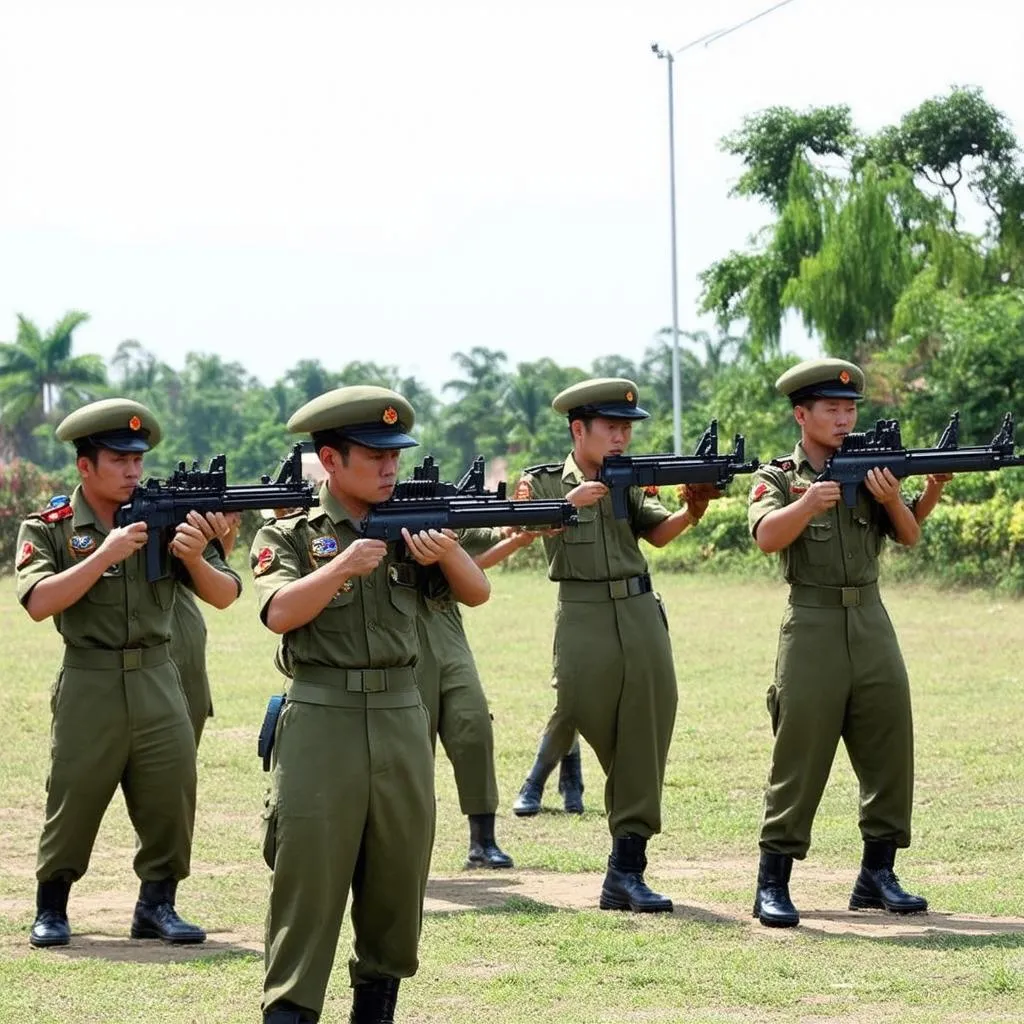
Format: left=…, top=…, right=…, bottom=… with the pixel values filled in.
left=401, top=528, right=458, bottom=566
left=864, top=467, right=903, bottom=507
left=334, top=538, right=388, bottom=579
left=98, top=522, right=149, bottom=566
left=170, top=511, right=221, bottom=565
left=800, top=481, right=842, bottom=515
left=567, top=481, right=608, bottom=508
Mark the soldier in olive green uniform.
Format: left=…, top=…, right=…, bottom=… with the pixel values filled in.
left=748, top=359, right=931, bottom=928
left=516, top=378, right=715, bottom=912
left=254, top=386, right=490, bottom=1024
left=414, top=527, right=517, bottom=869
left=15, top=399, right=241, bottom=949
left=470, top=529, right=587, bottom=817
left=170, top=515, right=240, bottom=745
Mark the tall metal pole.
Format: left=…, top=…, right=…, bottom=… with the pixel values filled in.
left=651, top=2, right=798, bottom=456
left=653, top=44, right=682, bottom=454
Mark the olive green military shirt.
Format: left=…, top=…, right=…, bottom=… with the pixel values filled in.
left=250, top=483, right=419, bottom=671
left=519, top=454, right=671, bottom=581
left=747, top=442, right=902, bottom=587
left=15, top=486, right=241, bottom=649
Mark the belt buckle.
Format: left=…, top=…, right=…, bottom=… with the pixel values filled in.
left=122, top=648, right=143, bottom=671
left=608, top=579, right=628, bottom=600
left=841, top=587, right=860, bottom=608
left=363, top=670, right=386, bottom=693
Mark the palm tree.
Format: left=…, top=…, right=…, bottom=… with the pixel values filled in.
left=0, top=312, right=107, bottom=454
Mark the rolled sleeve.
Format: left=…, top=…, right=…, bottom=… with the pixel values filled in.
left=250, top=526, right=303, bottom=622
left=631, top=490, right=672, bottom=534
left=747, top=470, right=788, bottom=538
left=14, top=520, right=58, bottom=607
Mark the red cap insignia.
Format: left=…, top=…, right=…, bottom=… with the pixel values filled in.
left=643, top=485, right=659, bottom=496
left=838, top=370, right=851, bottom=384
left=129, top=415, right=142, bottom=431
left=16, top=541, right=35, bottom=569
left=625, top=390, right=635, bottom=402
left=382, top=406, right=398, bottom=426
left=751, top=482, right=768, bottom=503
left=253, top=546, right=275, bottom=577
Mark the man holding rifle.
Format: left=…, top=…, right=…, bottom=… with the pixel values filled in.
left=748, top=358, right=946, bottom=928
left=15, top=398, right=241, bottom=950
left=251, top=385, right=490, bottom=1024
left=512, top=377, right=717, bottom=912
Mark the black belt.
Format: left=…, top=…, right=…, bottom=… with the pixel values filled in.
left=788, top=582, right=881, bottom=608
left=558, top=573, right=653, bottom=602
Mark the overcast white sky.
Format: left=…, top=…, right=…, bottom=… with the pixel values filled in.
left=2, top=0, right=1020, bottom=396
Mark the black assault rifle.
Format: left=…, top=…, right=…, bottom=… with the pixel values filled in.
left=597, top=420, right=760, bottom=519
left=116, top=444, right=316, bottom=581
left=360, top=455, right=578, bottom=541
left=820, top=411, right=1024, bottom=507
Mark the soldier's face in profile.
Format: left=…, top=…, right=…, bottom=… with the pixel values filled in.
left=78, top=449, right=144, bottom=504
left=330, top=443, right=402, bottom=505
left=575, top=416, right=634, bottom=463
left=796, top=399, right=858, bottom=450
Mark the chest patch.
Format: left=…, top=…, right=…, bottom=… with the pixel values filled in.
left=16, top=541, right=35, bottom=570
left=254, top=546, right=275, bottom=577
left=750, top=482, right=769, bottom=503
left=310, top=535, right=339, bottom=559
left=790, top=484, right=808, bottom=495
left=69, top=533, right=98, bottom=556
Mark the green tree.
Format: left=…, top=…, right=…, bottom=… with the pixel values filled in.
left=0, top=312, right=107, bottom=462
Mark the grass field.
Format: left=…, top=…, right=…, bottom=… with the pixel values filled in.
left=1, top=570, right=1023, bottom=1024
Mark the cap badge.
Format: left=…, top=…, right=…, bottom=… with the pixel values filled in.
left=625, top=390, right=635, bottom=402
left=129, top=415, right=142, bottom=431
left=382, top=406, right=399, bottom=426
left=838, top=370, right=851, bottom=384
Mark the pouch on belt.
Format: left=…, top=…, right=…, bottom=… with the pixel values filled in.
left=258, top=694, right=286, bottom=772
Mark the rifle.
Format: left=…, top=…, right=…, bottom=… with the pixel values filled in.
left=597, top=420, right=760, bottom=519
left=820, top=411, right=1024, bottom=507
left=116, top=444, right=316, bottom=581
left=360, top=455, right=578, bottom=541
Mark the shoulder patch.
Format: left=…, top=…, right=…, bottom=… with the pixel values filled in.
left=750, top=482, right=769, bottom=503
left=523, top=463, right=563, bottom=476
left=253, top=547, right=276, bottom=576
left=16, top=541, right=35, bottom=570
left=513, top=477, right=533, bottom=500
left=770, top=457, right=796, bottom=472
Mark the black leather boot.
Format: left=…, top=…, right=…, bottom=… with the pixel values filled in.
left=264, top=1001, right=319, bottom=1023
left=512, top=744, right=558, bottom=816
left=752, top=851, right=800, bottom=928
left=849, top=840, right=928, bottom=914
left=350, top=978, right=399, bottom=1024
left=599, top=834, right=673, bottom=913
left=29, top=878, right=72, bottom=948
left=466, top=814, right=514, bottom=869
left=130, top=879, right=206, bottom=943
left=557, top=741, right=585, bottom=814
